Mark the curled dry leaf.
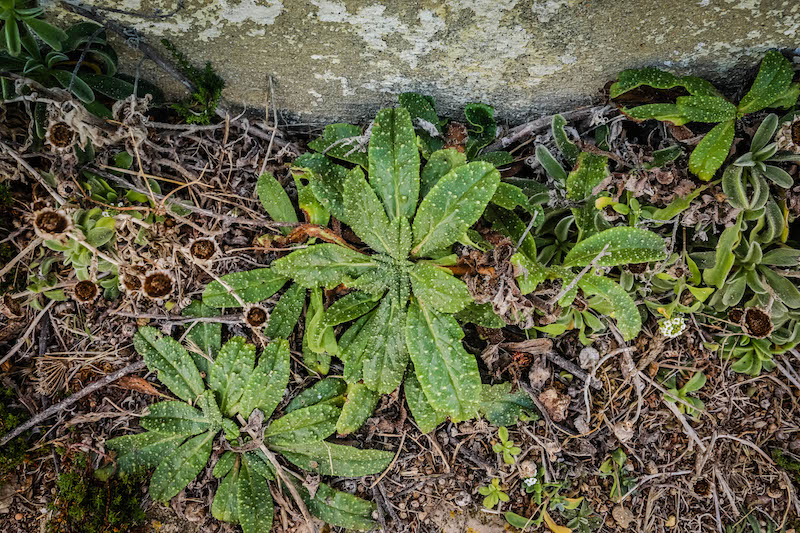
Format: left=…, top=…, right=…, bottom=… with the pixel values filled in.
left=538, top=387, right=570, bottom=423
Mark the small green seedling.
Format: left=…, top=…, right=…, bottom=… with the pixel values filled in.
left=492, top=426, right=521, bottom=464
left=479, top=478, right=509, bottom=509
left=664, top=371, right=706, bottom=417
left=598, top=448, right=636, bottom=502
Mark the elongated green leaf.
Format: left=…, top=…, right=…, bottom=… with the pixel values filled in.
left=277, top=441, right=393, bottom=477
left=208, top=337, right=255, bottom=416
left=305, top=287, right=338, bottom=358
left=563, top=227, right=666, bottom=267
left=703, top=218, right=742, bottom=288
left=490, top=182, right=534, bottom=214
left=552, top=114, right=579, bottom=165
left=453, top=302, right=506, bottom=328
left=336, top=383, right=379, bottom=435
left=257, top=172, right=297, bottom=235
left=738, top=50, right=794, bottom=115
left=689, top=120, right=734, bottom=180
left=399, top=92, right=443, bottom=157
left=566, top=152, right=610, bottom=201
left=286, top=377, right=347, bottom=413
left=536, top=145, right=567, bottom=182
left=360, top=295, right=409, bottom=394
left=676, top=95, right=736, bottom=122
left=421, top=148, right=466, bottom=198
left=106, top=431, right=187, bottom=474
left=761, top=247, right=800, bottom=267
left=303, top=483, right=377, bottom=531
left=579, top=274, right=642, bottom=341
left=404, top=371, right=446, bottom=433
left=203, top=268, right=288, bottom=308
left=50, top=69, right=95, bottom=103
left=271, top=244, right=377, bottom=288
left=238, top=339, right=290, bottom=420
left=610, top=67, right=720, bottom=98
left=182, top=300, right=221, bottom=375
left=243, top=450, right=275, bottom=480
left=321, top=291, right=381, bottom=331
left=4, top=20, right=21, bottom=57
left=308, top=123, right=368, bottom=167
left=343, top=166, right=394, bottom=255
left=649, top=181, right=714, bottom=221
left=238, top=456, right=274, bottom=533
left=134, top=326, right=204, bottom=402
left=623, top=104, right=690, bottom=126
left=140, top=401, right=211, bottom=435
left=213, top=451, right=236, bottom=478
left=412, top=161, right=500, bottom=257
left=150, top=430, right=214, bottom=502
left=265, top=282, right=305, bottom=338
left=406, top=299, right=481, bottom=421
left=760, top=266, right=800, bottom=309
left=479, top=383, right=537, bottom=427
left=409, top=262, right=472, bottom=313
left=368, top=107, right=420, bottom=220
left=294, top=153, right=349, bottom=222
left=265, top=404, right=338, bottom=445
left=25, top=18, right=67, bottom=51
left=211, top=467, right=239, bottom=523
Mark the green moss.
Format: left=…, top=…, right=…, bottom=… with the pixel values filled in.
left=48, top=453, right=146, bottom=533
left=161, top=39, right=225, bottom=125
left=772, top=448, right=800, bottom=485
left=0, top=387, right=29, bottom=476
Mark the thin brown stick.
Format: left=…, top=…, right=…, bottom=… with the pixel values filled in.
left=0, top=360, right=147, bottom=445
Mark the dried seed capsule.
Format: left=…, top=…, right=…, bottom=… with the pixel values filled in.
left=743, top=307, right=772, bottom=339
left=243, top=304, right=269, bottom=328
left=143, top=270, right=175, bottom=300
left=45, top=122, right=75, bottom=152
left=187, top=237, right=219, bottom=263
left=32, top=208, right=72, bottom=241
left=120, top=272, right=143, bottom=294
left=73, top=280, right=99, bottom=303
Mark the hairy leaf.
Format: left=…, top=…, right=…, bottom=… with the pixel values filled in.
left=738, top=50, right=794, bottom=115
left=406, top=299, right=481, bottom=421
left=552, top=114, right=579, bottom=165
left=303, top=482, right=378, bottom=531
left=336, top=383, right=380, bottom=435
left=404, top=371, right=446, bottom=433
left=286, top=377, right=347, bottom=413
left=238, top=456, right=274, bottom=533
left=368, top=107, right=420, bottom=220
left=134, top=326, right=204, bottom=402
left=421, top=148, right=466, bottom=198
left=265, top=282, right=305, bottom=338
left=257, top=172, right=297, bottom=235
left=182, top=300, right=221, bottom=375
left=208, top=337, right=255, bottom=416
left=308, top=123, right=368, bottom=167
left=409, top=262, right=472, bottom=313
left=106, top=431, right=187, bottom=474
left=343, top=166, right=394, bottom=255
left=562, top=227, right=666, bottom=267
left=293, top=153, right=349, bottom=223
left=211, top=466, right=239, bottom=522
left=271, top=244, right=377, bottom=288
left=479, top=383, right=537, bottom=427
left=412, top=161, right=500, bottom=257
left=689, top=119, right=734, bottom=180
left=566, top=152, right=610, bottom=201
left=579, top=274, right=642, bottom=341
left=676, top=95, right=736, bottom=122
left=238, top=339, right=290, bottom=420
left=360, top=296, right=409, bottom=394
left=264, top=404, right=338, bottom=445
left=203, top=268, right=288, bottom=308
left=140, top=401, right=212, bottom=435
left=277, top=441, right=393, bottom=477
left=149, top=430, right=214, bottom=502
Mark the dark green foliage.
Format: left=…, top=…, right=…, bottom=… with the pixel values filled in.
left=48, top=453, right=146, bottom=533
left=772, top=449, right=800, bottom=485
left=162, top=39, right=225, bottom=125
left=0, top=387, right=28, bottom=475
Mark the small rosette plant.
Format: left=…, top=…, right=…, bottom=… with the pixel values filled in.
left=106, top=324, right=393, bottom=532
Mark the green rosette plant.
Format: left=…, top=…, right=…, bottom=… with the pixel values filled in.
left=610, top=51, right=800, bottom=180
left=106, top=324, right=393, bottom=533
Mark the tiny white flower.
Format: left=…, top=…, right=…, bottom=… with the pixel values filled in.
left=102, top=211, right=110, bottom=217
left=659, top=316, right=687, bottom=338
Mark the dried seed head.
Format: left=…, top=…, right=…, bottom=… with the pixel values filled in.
left=32, top=208, right=73, bottom=241
left=188, top=237, right=218, bottom=262
left=776, top=116, right=800, bottom=154
left=73, top=280, right=99, bottom=303
left=627, top=263, right=648, bottom=274
left=56, top=180, right=79, bottom=199
left=1, top=294, right=24, bottom=320
left=243, top=304, right=269, bottom=328
left=693, top=478, right=712, bottom=498
left=45, top=122, right=75, bottom=152
left=143, top=270, right=175, bottom=300
left=743, top=307, right=772, bottom=339
left=121, top=272, right=142, bottom=294
left=728, top=308, right=744, bottom=324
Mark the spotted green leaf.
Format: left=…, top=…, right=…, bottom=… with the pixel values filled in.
left=265, top=282, right=305, bottom=339
left=257, top=172, right=297, bottom=235
left=360, top=295, right=409, bottom=394
left=421, top=148, right=466, bottom=198
left=676, top=95, right=736, bottom=122
left=703, top=217, right=742, bottom=288
left=276, top=441, right=393, bottom=477
left=404, top=370, right=446, bottom=433
left=566, top=152, right=610, bottom=201
left=563, top=227, right=666, bottom=267
left=368, top=107, right=420, bottom=220
left=689, top=119, right=734, bottom=180
left=738, top=50, right=795, bottom=115
left=303, top=482, right=378, bottom=531
left=208, top=337, right=255, bottom=416
left=343, top=166, right=396, bottom=254
left=211, top=465, right=239, bottom=522
left=238, top=339, right=290, bottom=420
left=336, top=383, right=380, bottom=435
left=411, top=161, right=500, bottom=257
left=264, top=404, right=338, bottom=445
left=293, top=153, right=349, bottom=223
left=140, top=401, right=211, bottom=435
left=286, top=377, right=347, bottom=413
left=106, top=431, right=187, bottom=474
left=134, top=326, right=204, bottom=402
left=409, top=262, right=472, bottom=313
left=308, top=123, right=368, bottom=167
left=213, top=451, right=236, bottom=478
left=181, top=301, right=221, bottom=376
left=238, top=455, right=274, bottom=533
left=149, top=430, right=215, bottom=502
left=406, top=298, right=481, bottom=421
left=552, top=114, right=579, bottom=166
left=271, top=244, right=377, bottom=288
left=479, top=383, right=538, bottom=427
left=623, top=104, right=690, bottom=126
left=578, top=274, right=642, bottom=341
left=202, top=268, right=288, bottom=308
